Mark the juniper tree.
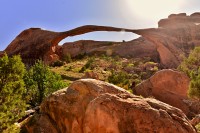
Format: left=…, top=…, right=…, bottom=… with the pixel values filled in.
left=178, top=47, right=200, bottom=99
left=0, top=54, right=26, bottom=132
left=24, top=60, right=67, bottom=106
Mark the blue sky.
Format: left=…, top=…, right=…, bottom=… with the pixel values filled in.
left=0, top=0, right=200, bottom=50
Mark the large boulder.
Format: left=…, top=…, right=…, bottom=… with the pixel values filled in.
left=135, top=69, right=200, bottom=118
left=84, top=93, right=195, bottom=133
left=22, top=79, right=196, bottom=133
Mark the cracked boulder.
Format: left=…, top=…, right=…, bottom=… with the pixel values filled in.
left=22, top=79, right=196, bottom=133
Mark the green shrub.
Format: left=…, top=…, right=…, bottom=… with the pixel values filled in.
left=134, top=78, right=142, bottom=86
left=65, top=66, right=72, bottom=71
left=108, top=70, right=130, bottom=89
left=79, top=58, right=94, bottom=73
left=24, top=60, right=67, bottom=106
left=100, top=54, right=112, bottom=61
left=195, top=123, right=200, bottom=133
left=147, top=61, right=157, bottom=65
left=0, top=54, right=27, bottom=132
left=75, top=53, right=86, bottom=60
left=79, top=66, right=86, bottom=73
left=132, top=74, right=139, bottom=79
left=51, top=60, right=64, bottom=67
left=178, top=47, right=200, bottom=99
left=153, top=66, right=159, bottom=71
left=188, top=68, right=200, bottom=98
left=127, top=63, right=134, bottom=67
left=178, top=47, right=200, bottom=76
left=63, top=53, right=72, bottom=63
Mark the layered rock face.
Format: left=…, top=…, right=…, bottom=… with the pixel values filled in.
left=135, top=69, right=200, bottom=118
left=22, top=79, right=196, bottom=133
left=3, top=12, right=200, bottom=67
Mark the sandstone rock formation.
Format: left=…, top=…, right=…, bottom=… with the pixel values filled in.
left=22, top=79, right=196, bottom=133
left=134, top=69, right=200, bottom=118
left=3, top=26, right=159, bottom=65
left=3, top=12, right=200, bottom=67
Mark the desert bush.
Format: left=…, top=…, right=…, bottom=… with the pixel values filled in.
left=79, top=66, right=86, bottom=73
left=153, top=66, right=159, bottom=71
left=75, top=52, right=86, bottom=60
left=188, top=68, right=200, bottom=98
left=51, top=60, right=64, bottom=67
left=195, top=123, right=200, bottom=133
left=108, top=70, right=130, bottom=89
left=146, top=61, right=157, bottom=65
left=65, top=66, right=72, bottom=71
left=79, top=57, right=94, bottom=73
left=63, top=53, right=72, bottom=63
left=127, top=63, right=134, bottom=67
left=132, top=74, right=139, bottom=79
left=100, top=54, right=112, bottom=61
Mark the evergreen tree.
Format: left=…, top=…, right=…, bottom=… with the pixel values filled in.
left=0, top=54, right=27, bottom=132
left=24, top=60, right=67, bottom=106
left=178, top=47, right=200, bottom=99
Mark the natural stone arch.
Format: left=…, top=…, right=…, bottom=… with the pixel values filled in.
left=4, top=25, right=142, bottom=65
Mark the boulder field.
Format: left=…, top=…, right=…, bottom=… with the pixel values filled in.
left=22, top=79, right=196, bottom=133
left=3, top=12, right=200, bottom=68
